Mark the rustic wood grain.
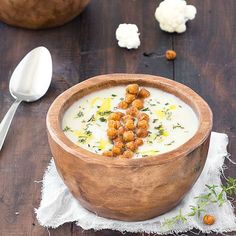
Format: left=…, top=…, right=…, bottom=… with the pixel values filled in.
left=0, top=0, right=235, bottom=235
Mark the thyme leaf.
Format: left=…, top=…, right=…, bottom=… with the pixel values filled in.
left=141, top=107, right=150, bottom=111
left=99, top=117, right=107, bottom=122
left=97, top=111, right=112, bottom=116
left=173, top=123, right=185, bottom=129
left=87, top=115, right=95, bottom=122
left=75, top=111, right=84, bottom=118
left=63, top=126, right=73, bottom=132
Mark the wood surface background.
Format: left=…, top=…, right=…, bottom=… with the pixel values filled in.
left=0, top=0, right=235, bottom=235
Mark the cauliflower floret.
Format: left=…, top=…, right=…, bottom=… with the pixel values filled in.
left=155, top=0, right=197, bottom=33
left=115, top=24, right=140, bottom=49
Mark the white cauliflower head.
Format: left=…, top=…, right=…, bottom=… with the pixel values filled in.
left=155, top=0, right=197, bottom=33
left=115, top=24, right=141, bottom=49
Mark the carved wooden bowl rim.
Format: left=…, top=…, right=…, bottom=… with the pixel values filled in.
left=47, top=74, right=213, bottom=167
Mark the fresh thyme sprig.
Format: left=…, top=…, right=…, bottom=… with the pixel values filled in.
left=162, top=209, right=187, bottom=229
left=222, top=177, right=236, bottom=196
left=162, top=177, right=236, bottom=229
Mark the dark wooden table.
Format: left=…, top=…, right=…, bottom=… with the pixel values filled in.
left=0, top=0, right=235, bottom=235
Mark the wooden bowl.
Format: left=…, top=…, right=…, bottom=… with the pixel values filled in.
left=46, top=74, right=213, bottom=221
left=0, top=0, right=90, bottom=29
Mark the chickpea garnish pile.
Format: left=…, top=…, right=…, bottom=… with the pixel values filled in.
left=103, top=84, right=150, bottom=158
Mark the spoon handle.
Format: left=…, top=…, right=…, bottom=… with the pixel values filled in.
left=0, top=99, right=21, bottom=151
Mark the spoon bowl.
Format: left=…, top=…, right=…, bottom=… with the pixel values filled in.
left=0, top=46, right=52, bottom=150
left=9, top=47, right=52, bottom=102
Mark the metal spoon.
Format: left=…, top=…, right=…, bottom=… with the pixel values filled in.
left=0, top=46, right=52, bottom=150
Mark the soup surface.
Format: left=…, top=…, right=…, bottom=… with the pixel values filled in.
left=62, top=86, right=198, bottom=158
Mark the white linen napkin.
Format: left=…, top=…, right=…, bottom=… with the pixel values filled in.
left=35, top=132, right=236, bottom=234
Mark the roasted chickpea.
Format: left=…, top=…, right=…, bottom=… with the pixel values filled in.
left=107, top=128, right=118, bottom=139
left=112, top=146, right=122, bottom=156
left=118, top=100, right=129, bottom=109
left=122, top=115, right=135, bottom=122
left=114, top=136, right=123, bottom=142
left=117, top=126, right=125, bottom=136
left=203, top=214, right=215, bottom=225
left=124, top=119, right=135, bottom=130
left=108, top=112, right=120, bottom=121
left=134, top=138, right=144, bottom=147
left=132, top=99, right=144, bottom=110
left=165, top=50, right=177, bottom=61
left=138, top=88, right=150, bottom=98
left=117, top=111, right=125, bottom=117
left=125, top=93, right=136, bottom=104
left=123, top=130, right=135, bottom=142
left=102, top=150, right=113, bottom=157
left=123, top=150, right=134, bottom=158
left=137, top=112, right=149, bottom=121
left=114, top=141, right=124, bottom=149
left=126, top=84, right=139, bottom=94
left=125, top=141, right=137, bottom=151
left=108, top=120, right=120, bottom=129
left=108, top=120, right=115, bottom=128
left=126, top=107, right=139, bottom=116
left=136, top=128, right=148, bottom=138
left=137, top=120, right=149, bottom=129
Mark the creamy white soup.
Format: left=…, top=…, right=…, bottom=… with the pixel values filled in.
left=62, top=86, right=198, bottom=158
